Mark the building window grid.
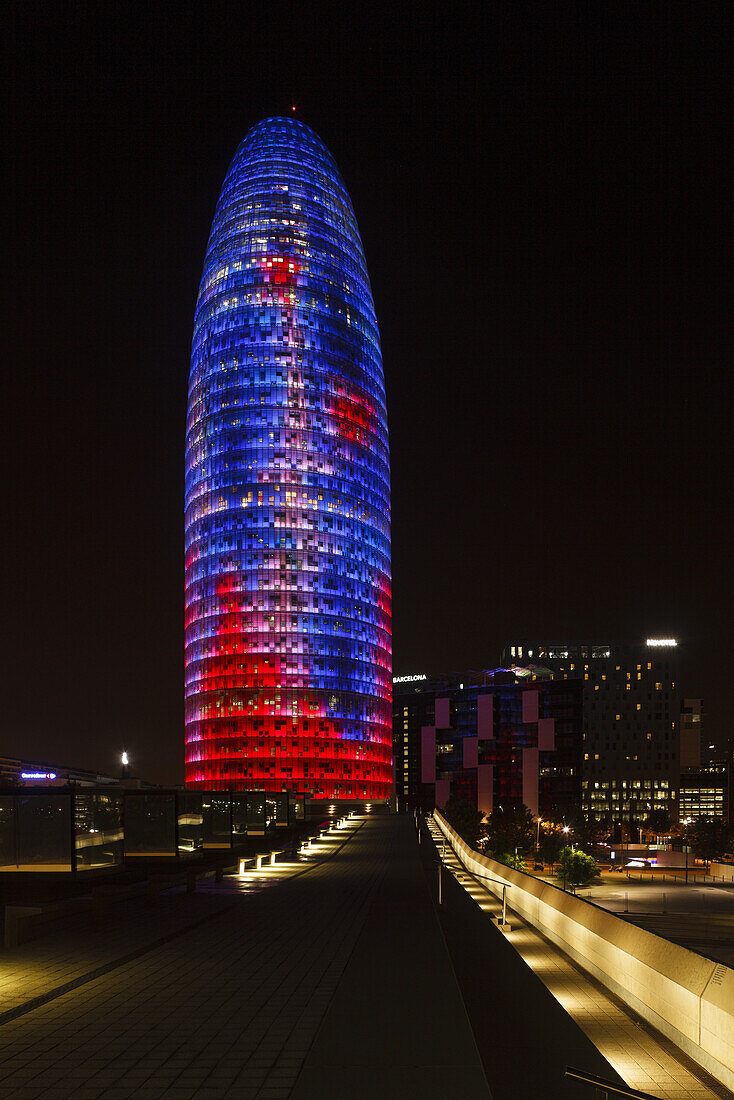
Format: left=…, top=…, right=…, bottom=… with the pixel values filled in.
left=184, top=119, right=392, bottom=797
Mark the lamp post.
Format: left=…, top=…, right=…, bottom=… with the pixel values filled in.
left=682, top=816, right=692, bottom=885
left=562, top=825, right=574, bottom=891
left=536, top=817, right=542, bottom=854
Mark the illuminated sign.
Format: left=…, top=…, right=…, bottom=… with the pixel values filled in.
left=21, top=771, right=57, bottom=780
left=393, top=674, right=427, bottom=683
left=645, top=638, right=677, bottom=647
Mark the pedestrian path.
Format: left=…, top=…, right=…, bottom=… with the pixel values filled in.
left=0, top=816, right=360, bottom=1024
left=427, top=816, right=729, bottom=1100
left=0, top=815, right=491, bottom=1099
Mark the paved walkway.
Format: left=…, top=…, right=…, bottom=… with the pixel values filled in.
left=0, top=815, right=490, bottom=1098
left=0, top=819, right=357, bottom=1022
left=427, top=817, right=730, bottom=1100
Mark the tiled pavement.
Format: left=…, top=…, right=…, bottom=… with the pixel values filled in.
left=0, top=815, right=491, bottom=1099
left=4, top=812, right=727, bottom=1099
left=0, top=820, right=358, bottom=1023
left=427, top=817, right=731, bottom=1100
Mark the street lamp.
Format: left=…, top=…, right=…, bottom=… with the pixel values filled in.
left=561, top=825, right=573, bottom=891
left=682, top=816, right=693, bottom=885
left=536, top=817, right=543, bottom=853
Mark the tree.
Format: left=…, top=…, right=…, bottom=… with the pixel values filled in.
left=689, top=817, right=731, bottom=873
left=539, top=827, right=565, bottom=869
left=573, top=816, right=606, bottom=854
left=442, top=795, right=483, bottom=849
left=482, top=803, right=535, bottom=858
left=556, top=847, right=599, bottom=891
left=495, top=852, right=529, bottom=872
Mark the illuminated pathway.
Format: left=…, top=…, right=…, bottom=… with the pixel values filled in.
left=0, top=816, right=359, bottom=1023
left=2, top=814, right=726, bottom=1098
left=426, top=817, right=729, bottom=1100
left=0, top=816, right=490, bottom=1098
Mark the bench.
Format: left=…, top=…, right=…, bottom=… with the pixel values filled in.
left=238, top=848, right=287, bottom=874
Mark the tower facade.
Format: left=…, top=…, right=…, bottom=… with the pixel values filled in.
left=185, top=118, right=391, bottom=799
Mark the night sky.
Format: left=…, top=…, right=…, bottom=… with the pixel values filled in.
left=5, top=2, right=732, bottom=784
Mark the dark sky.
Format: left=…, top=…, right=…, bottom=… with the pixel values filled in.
left=4, top=2, right=732, bottom=783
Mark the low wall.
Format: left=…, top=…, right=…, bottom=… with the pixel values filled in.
left=710, top=861, right=734, bottom=882
left=434, top=811, right=734, bottom=1092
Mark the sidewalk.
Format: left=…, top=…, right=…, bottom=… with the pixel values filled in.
left=0, top=819, right=358, bottom=1023
left=0, top=815, right=490, bottom=1099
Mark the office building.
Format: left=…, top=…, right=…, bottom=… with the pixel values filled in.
left=393, top=669, right=583, bottom=818
left=185, top=118, right=392, bottom=799
left=680, top=760, right=729, bottom=823
left=680, top=699, right=703, bottom=768
left=502, top=638, right=680, bottom=823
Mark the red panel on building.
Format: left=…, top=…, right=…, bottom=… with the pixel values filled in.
left=477, top=764, right=493, bottom=815
left=522, top=689, right=539, bottom=723
left=538, top=717, right=555, bottom=750
left=522, top=747, right=539, bottom=816
left=421, top=726, right=436, bottom=783
left=463, top=737, right=478, bottom=768
left=435, top=697, right=450, bottom=728
left=478, top=694, right=494, bottom=739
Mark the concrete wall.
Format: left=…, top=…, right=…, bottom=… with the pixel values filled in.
left=434, top=810, right=734, bottom=1092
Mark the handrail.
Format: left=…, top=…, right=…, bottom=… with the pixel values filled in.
left=565, top=1066, right=662, bottom=1099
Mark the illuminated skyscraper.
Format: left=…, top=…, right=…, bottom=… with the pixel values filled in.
left=185, top=118, right=391, bottom=799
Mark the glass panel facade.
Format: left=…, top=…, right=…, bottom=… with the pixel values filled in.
left=265, top=792, right=289, bottom=828
left=16, top=794, right=71, bottom=871
left=177, top=793, right=204, bottom=854
left=74, top=791, right=124, bottom=869
left=288, top=793, right=305, bottom=822
left=202, top=792, right=232, bottom=847
left=0, top=795, right=16, bottom=869
left=246, top=791, right=266, bottom=835
left=184, top=117, right=392, bottom=799
left=232, top=792, right=248, bottom=841
left=124, top=793, right=176, bottom=857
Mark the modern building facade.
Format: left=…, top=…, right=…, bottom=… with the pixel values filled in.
left=679, top=760, right=729, bottom=823
left=185, top=118, right=392, bottom=799
left=502, top=638, right=681, bottom=823
left=393, top=669, right=583, bottom=819
left=680, top=698, right=703, bottom=769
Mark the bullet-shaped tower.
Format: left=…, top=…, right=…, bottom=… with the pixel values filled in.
left=185, top=118, right=391, bottom=799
